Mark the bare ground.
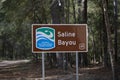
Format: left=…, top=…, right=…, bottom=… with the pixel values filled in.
left=0, top=60, right=119, bottom=80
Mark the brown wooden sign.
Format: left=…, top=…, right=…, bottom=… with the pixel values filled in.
left=32, top=24, right=88, bottom=53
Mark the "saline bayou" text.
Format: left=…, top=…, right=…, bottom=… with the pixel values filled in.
left=57, top=31, right=76, bottom=46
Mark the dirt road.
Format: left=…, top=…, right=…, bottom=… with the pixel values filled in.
left=0, top=60, right=119, bottom=80
left=0, top=60, right=30, bottom=67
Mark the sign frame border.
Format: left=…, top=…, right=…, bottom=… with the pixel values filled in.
left=32, top=24, right=88, bottom=53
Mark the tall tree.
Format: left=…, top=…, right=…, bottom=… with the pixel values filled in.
left=81, top=0, right=87, bottom=23
left=65, top=0, right=70, bottom=24
left=102, top=0, right=118, bottom=80
left=81, top=0, right=88, bottom=66
left=113, top=0, right=118, bottom=62
left=50, top=0, right=65, bottom=68
left=72, top=0, right=76, bottom=23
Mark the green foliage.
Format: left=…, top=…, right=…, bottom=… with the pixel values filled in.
left=0, top=0, right=120, bottom=61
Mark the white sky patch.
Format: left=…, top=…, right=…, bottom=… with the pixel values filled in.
left=1, top=0, right=6, bottom=3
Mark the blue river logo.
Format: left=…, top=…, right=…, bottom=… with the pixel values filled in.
left=36, top=27, right=55, bottom=50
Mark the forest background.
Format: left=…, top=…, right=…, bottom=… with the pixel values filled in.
left=0, top=0, right=120, bottom=80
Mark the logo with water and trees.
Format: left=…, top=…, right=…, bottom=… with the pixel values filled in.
left=36, top=27, right=55, bottom=50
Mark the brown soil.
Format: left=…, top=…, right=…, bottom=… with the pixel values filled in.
left=0, top=60, right=119, bottom=80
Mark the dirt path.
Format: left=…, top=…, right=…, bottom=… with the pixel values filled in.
left=0, top=60, right=119, bottom=80
left=0, top=60, right=30, bottom=67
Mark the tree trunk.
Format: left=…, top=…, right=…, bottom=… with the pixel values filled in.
left=65, top=0, right=70, bottom=23
left=50, top=0, right=65, bottom=69
left=81, top=0, right=87, bottom=23
left=102, top=0, right=118, bottom=80
left=72, top=0, right=76, bottom=23
left=81, top=0, right=88, bottom=67
left=113, top=0, right=118, bottom=62
left=2, top=33, right=6, bottom=58
left=102, top=12, right=110, bottom=67
left=50, top=0, right=65, bottom=24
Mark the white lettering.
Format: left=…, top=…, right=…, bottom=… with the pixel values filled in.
left=57, top=31, right=75, bottom=37
left=58, top=40, right=76, bottom=46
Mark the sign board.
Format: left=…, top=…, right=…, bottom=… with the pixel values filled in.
left=32, top=24, right=88, bottom=53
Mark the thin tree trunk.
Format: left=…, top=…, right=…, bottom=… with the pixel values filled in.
left=102, top=0, right=117, bottom=80
left=81, top=0, right=88, bottom=67
left=78, top=0, right=81, bottom=23
left=102, top=12, right=109, bottom=67
left=90, top=27, right=98, bottom=64
left=113, top=0, right=118, bottom=62
left=72, top=0, right=76, bottom=23
left=2, top=33, right=6, bottom=58
left=65, top=0, right=70, bottom=24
